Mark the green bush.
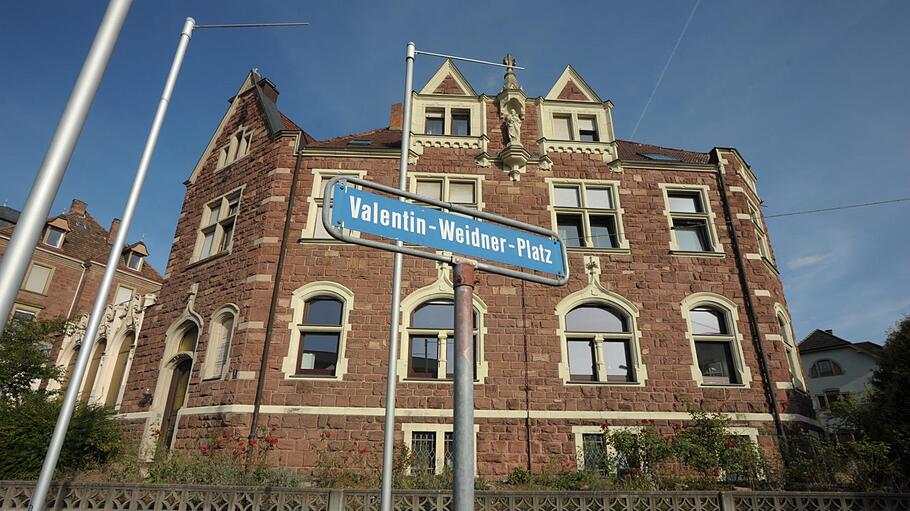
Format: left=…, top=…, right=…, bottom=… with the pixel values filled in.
left=672, top=411, right=765, bottom=485
left=0, top=394, right=123, bottom=479
left=784, top=432, right=900, bottom=491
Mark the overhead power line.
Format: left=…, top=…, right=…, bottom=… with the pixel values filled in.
left=765, top=196, right=910, bottom=219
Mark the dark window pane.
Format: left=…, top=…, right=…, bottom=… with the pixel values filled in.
left=425, top=110, right=444, bottom=135
left=582, top=433, right=608, bottom=475
left=566, top=305, right=627, bottom=332
left=557, top=214, right=584, bottom=248
left=589, top=215, right=618, bottom=249
left=411, top=432, right=436, bottom=475
left=445, top=335, right=477, bottom=379
left=410, top=336, right=439, bottom=378
left=413, top=301, right=454, bottom=329
left=695, top=341, right=738, bottom=384
left=603, top=340, right=633, bottom=381
left=690, top=307, right=727, bottom=335
left=451, top=111, right=470, bottom=136
left=300, top=333, right=340, bottom=374
left=668, top=192, right=703, bottom=213
left=45, top=228, right=64, bottom=247
left=568, top=339, right=597, bottom=381
left=673, top=220, right=711, bottom=251
left=304, top=298, right=343, bottom=326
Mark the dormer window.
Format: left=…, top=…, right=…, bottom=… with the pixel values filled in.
left=425, top=109, right=445, bottom=135
left=578, top=116, right=599, bottom=142
left=451, top=110, right=470, bottom=136
left=551, top=114, right=599, bottom=142
left=43, top=227, right=65, bottom=248
left=127, top=251, right=143, bottom=271
left=422, top=107, right=471, bottom=136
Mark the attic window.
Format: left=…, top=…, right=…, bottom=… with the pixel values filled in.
left=127, top=251, right=143, bottom=271
left=347, top=139, right=372, bottom=146
left=638, top=152, right=681, bottom=162
left=43, top=227, right=66, bottom=248
left=217, top=127, right=253, bottom=169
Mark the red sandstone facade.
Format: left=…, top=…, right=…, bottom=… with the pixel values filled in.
left=119, top=65, right=813, bottom=476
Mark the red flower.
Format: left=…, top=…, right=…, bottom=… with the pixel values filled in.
left=325, top=431, right=332, bottom=439
left=600, top=422, right=610, bottom=430
left=198, top=446, right=208, bottom=454
left=724, top=439, right=737, bottom=448
left=249, top=439, right=259, bottom=446
left=359, top=447, right=367, bottom=455
left=264, top=435, right=277, bottom=443
left=240, top=446, right=248, bottom=453
left=640, top=419, right=651, bottom=425
left=672, top=423, right=682, bottom=430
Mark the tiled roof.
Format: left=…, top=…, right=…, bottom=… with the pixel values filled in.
left=798, top=329, right=883, bottom=358
left=0, top=208, right=163, bottom=282
left=0, top=205, right=19, bottom=228
left=616, top=140, right=712, bottom=165
left=307, top=127, right=402, bottom=151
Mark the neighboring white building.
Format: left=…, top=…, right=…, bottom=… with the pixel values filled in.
left=798, top=329, right=881, bottom=413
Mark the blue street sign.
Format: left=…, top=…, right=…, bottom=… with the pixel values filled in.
left=329, top=181, right=566, bottom=277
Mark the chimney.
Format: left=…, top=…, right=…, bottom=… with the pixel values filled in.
left=108, top=218, right=121, bottom=244
left=69, top=199, right=87, bottom=216
left=389, top=103, right=403, bottom=130
left=824, top=329, right=833, bottom=334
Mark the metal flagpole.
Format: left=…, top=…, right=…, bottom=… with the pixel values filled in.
left=379, top=40, right=416, bottom=511
left=452, top=262, right=476, bottom=511
left=0, top=0, right=132, bottom=339
left=27, top=15, right=192, bottom=511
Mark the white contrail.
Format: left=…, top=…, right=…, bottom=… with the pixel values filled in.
left=631, top=0, right=702, bottom=139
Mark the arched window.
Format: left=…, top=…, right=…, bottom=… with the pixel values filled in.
left=203, top=308, right=237, bottom=380
left=407, top=299, right=478, bottom=380
left=105, top=332, right=134, bottom=407
left=682, top=294, right=751, bottom=387
left=777, top=310, right=806, bottom=390
left=80, top=339, right=107, bottom=403
left=564, top=304, right=634, bottom=382
left=297, top=296, right=345, bottom=376
left=809, top=359, right=844, bottom=378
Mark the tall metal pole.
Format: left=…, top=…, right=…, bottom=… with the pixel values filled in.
left=452, top=262, right=476, bottom=511
left=0, top=0, right=132, bottom=338
left=379, top=41, right=415, bottom=511
left=28, top=17, right=194, bottom=511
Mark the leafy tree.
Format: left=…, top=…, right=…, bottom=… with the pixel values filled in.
left=0, top=318, right=64, bottom=402
left=864, top=314, right=910, bottom=473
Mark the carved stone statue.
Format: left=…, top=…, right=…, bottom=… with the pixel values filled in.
left=505, top=107, right=522, bottom=145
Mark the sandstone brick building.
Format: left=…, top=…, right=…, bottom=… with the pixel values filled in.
left=0, top=199, right=162, bottom=405
left=117, top=64, right=813, bottom=476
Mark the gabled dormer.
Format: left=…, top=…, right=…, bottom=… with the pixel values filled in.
left=124, top=241, right=149, bottom=272
left=42, top=217, right=69, bottom=249
left=410, top=60, right=488, bottom=163
left=538, top=66, right=616, bottom=162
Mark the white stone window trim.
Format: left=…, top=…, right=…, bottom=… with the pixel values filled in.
left=202, top=304, right=240, bottom=381
left=773, top=304, right=806, bottom=392
left=401, top=422, right=478, bottom=476
left=397, top=268, right=489, bottom=384
left=411, top=95, right=486, bottom=140
left=747, top=200, right=774, bottom=264
left=658, top=183, right=725, bottom=256
left=12, top=303, right=41, bottom=320
left=282, top=281, right=354, bottom=381
left=681, top=293, right=753, bottom=388
left=126, top=251, right=144, bottom=271
left=408, top=172, right=486, bottom=211
left=22, top=262, right=55, bottom=295
left=191, top=186, right=244, bottom=262
left=555, top=285, right=647, bottom=386
left=302, top=169, right=368, bottom=241
left=216, top=125, right=253, bottom=170
left=538, top=101, right=615, bottom=159
left=545, top=178, right=630, bottom=252
left=572, top=425, right=641, bottom=472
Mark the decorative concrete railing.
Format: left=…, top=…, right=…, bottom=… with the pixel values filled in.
left=1, top=482, right=908, bottom=511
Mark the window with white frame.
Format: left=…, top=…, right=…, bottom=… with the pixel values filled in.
left=564, top=304, right=636, bottom=383
left=402, top=424, right=475, bottom=476
left=777, top=313, right=805, bottom=391
left=661, top=186, right=722, bottom=254
left=296, top=296, right=346, bottom=376
left=689, top=305, right=742, bottom=385
left=413, top=174, right=481, bottom=211
left=423, top=107, right=471, bottom=136
left=43, top=226, right=66, bottom=248
left=749, top=202, right=772, bottom=261
left=407, top=299, right=478, bottom=380
left=217, top=127, right=252, bottom=169
left=581, top=433, right=609, bottom=475
left=22, top=263, right=53, bottom=294
left=550, top=180, right=625, bottom=250
left=304, top=170, right=366, bottom=240
left=12, top=304, right=38, bottom=322
left=126, top=251, right=144, bottom=271
left=113, top=285, right=134, bottom=305
left=573, top=425, right=640, bottom=476
left=551, top=113, right=599, bottom=142
left=204, top=308, right=236, bottom=380
left=195, top=190, right=241, bottom=261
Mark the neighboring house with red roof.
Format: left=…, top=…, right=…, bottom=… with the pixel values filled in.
left=798, top=329, right=881, bottom=412
left=119, top=65, right=812, bottom=475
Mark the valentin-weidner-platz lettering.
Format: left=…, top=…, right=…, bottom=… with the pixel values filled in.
left=325, top=177, right=567, bottom=278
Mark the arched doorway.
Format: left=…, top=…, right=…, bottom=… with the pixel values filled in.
left=158, top=324, right=198, bottom=450
left=105, top=332, right=134, bottom=407
left=80, top=339, right=106, bottom=403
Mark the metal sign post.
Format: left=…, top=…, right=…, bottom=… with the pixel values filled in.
left=323, top=177, right=567, bottom=511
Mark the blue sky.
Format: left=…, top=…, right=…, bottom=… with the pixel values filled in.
left=1, top=1, right=908, bottom=343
